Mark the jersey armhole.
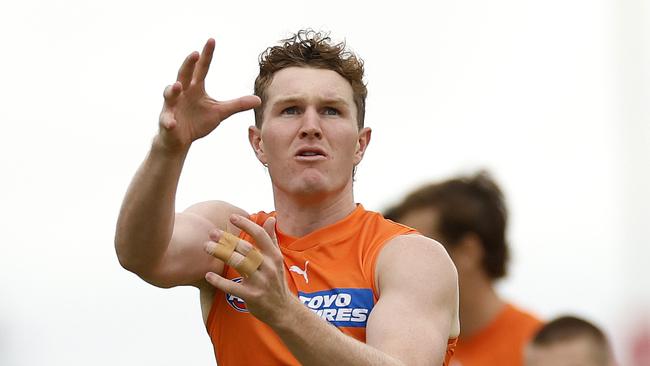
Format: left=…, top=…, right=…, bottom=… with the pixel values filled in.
left=365, top=227, right=416, bottom=301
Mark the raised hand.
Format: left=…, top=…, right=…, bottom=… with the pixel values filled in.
left=158, top=39, right=261, bottom=152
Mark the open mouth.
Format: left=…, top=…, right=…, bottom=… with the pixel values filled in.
left=295, top=147, right=327, bottom=159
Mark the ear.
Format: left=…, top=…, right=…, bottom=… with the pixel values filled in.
left=454, top=233, right=484, bottom=270
left=248, top=126, right=267, bottom=165
left=353, top=127, right=372, bottom=165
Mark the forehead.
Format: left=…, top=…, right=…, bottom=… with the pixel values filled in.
left=525, top=339, right=599, bottom=366
left=265, top=67, right=354, bottom=105
left=399, top=207, right=441, bottom=239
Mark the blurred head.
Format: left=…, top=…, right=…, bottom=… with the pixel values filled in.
left=254, top=29, right=367, bottom=129
left=525, top=316, right=615, bottom=366
left=384, top=171, right=509, bottom=280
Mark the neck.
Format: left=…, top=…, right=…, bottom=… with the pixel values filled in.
left=458, top=273, right=505, bottom=338
left=272, top=183, right=357, bottom=238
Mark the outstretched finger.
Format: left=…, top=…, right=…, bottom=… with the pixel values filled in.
left=177, top=51, right=200, bottom=88
left=262, top=217, right=279, bottom=249
left=193, top=38, right=215, bottom=84
left=217, top=95, right=262, bottom=121
left=229, top=214, right=277, bottom=256
left=205, top=272, right=249, bottom=299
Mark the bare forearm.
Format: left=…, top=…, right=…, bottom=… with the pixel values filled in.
left=115, top=135, right=189, bottom=272
left=272, top=299, right=404, bottom=366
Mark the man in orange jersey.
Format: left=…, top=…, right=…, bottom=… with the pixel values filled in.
left=115, top=30, right=460, bottom=365
left=385, top=171, right=542, bottom=366
left=525, top=315, right=616, bottom=366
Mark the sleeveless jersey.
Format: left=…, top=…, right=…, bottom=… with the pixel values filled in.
left=206, top=204, right=457, bottom=365
left=449, top=303, right=541, bottom=366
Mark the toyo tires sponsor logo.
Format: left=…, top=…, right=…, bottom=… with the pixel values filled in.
left=298, top=288, right=374, bottom=328
left=226, top=282, right=374, bottom=326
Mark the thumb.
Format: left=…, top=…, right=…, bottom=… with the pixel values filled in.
left=263, top=216, right=279, bottom=248
left=218, top=95, right=262, bottom=120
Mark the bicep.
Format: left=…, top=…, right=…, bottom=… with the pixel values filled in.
left=366, top=235, right=459, bottom=365
left=145, top=200, right=247, bottom=288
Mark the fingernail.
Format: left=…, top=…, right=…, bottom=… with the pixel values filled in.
left=204, top=241, right=214, bottom=254
left=209, top=228, right=221, bottom=239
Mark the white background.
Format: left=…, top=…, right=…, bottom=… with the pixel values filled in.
left=1, top=0, right=648, bottom=365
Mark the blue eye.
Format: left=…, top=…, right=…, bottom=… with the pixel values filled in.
left=282, top=106, right=299, bottom=115
left=323, top=107, right=339, bottom=116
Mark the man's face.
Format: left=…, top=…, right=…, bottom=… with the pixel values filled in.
left=399, top=207, right=441, bottom=240
left=525, top=338, right=610, bottom=366
left=399, top=207, right=456, bottom=255
left=251, top=67, right=369, bottom=198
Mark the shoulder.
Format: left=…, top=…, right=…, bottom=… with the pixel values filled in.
left=181, top=200, right=250, bottom=234
left=376, top=234, right=457, bottom=292
left=184, top=200, right=249, bottom=218
left=378, top=234, right=456, bottom=275
left=374, top=234, right=461, bottom=337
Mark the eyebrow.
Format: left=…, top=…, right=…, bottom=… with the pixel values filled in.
left=271, top=95, right=350, bottom=107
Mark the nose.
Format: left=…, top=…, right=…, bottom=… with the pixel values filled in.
left=299, top=108, right=322, bottom=139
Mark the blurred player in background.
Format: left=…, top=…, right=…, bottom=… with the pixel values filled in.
left=385, top=171, right=542, bottom=366
left=525, top=315, right=616, bottom=366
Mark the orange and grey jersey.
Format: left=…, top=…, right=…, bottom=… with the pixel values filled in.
left=206, top=204, right=457, bottom=365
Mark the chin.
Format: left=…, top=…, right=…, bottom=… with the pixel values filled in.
left=285, top=174, right=337, bottom=199
left=295, top=176, right=329, bottom=194
left=273, top=168, right=350, bottom=198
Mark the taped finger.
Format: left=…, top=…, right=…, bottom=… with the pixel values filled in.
left=207, top=231, right=238, bottom=263
left=234, top=248, right=264, bottom=278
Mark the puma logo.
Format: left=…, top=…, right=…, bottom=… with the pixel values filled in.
left=289, top=261, right=309, bottom=284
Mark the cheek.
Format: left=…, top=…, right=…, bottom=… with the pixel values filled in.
left=260, top=130, right=286, bottom=157
left=333, top=129, right=361, bottom=154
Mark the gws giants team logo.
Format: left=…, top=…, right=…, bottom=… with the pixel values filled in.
left=225, top=277, right=248, bottom=312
